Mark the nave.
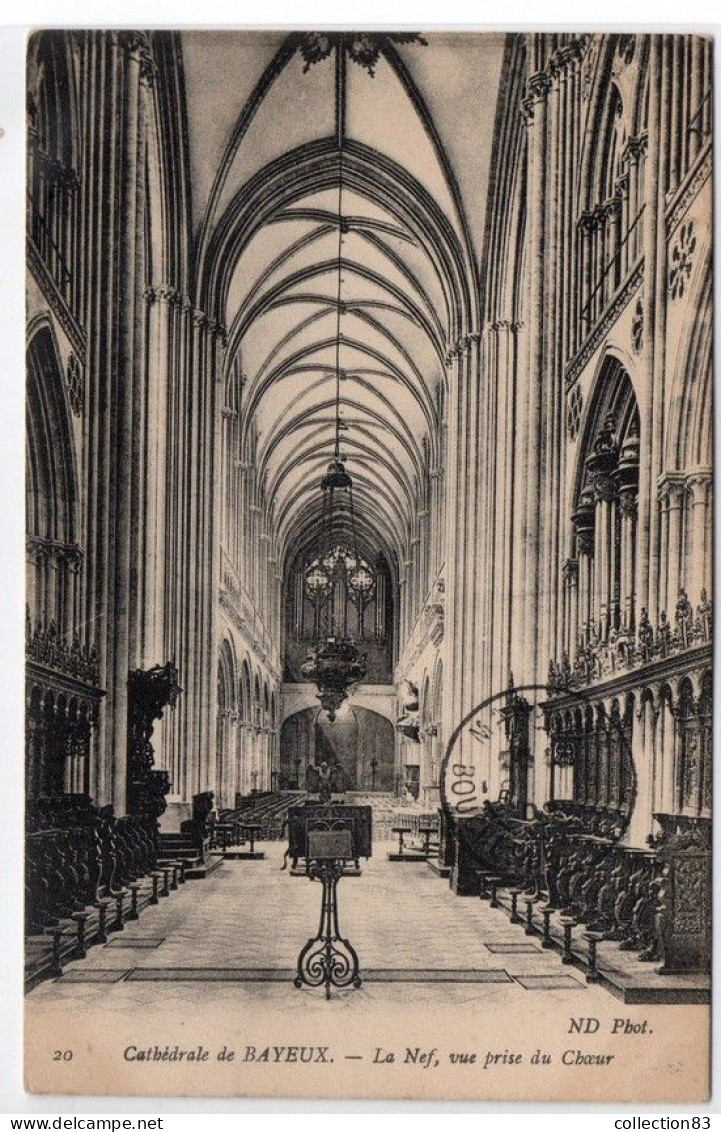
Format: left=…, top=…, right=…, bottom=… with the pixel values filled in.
left=28, top=840, right=616, bottom=1014
left=25, top=29, right=712, bottom=1030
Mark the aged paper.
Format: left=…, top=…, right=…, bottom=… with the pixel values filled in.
left=24, top=29, right=712, bottom=1102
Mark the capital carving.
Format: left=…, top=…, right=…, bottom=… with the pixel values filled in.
left=527, top=71, right=551, bottom=103
left=686, top=470, right=712, bottom=503
left=576, top=530, right=594, bottom=556
left=594, top=473, right=617, bottom=504
left=562, top=557, right=579, bottom=583
left=618, top=490, right=638, bottom=519
left=658, top=474, right=686, bottom=506
left=624, top=135, right=643, bottom=165
left=579, top=209, right=599, bottom=235
left=114, top=32, right=154, bottom=81
left=145, top=284, right=186, bottom=308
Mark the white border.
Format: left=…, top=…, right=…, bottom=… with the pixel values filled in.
left=1, top=5, right=719, bottom=1119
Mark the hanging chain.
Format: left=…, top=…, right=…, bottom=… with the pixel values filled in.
left=333, top=142, right=344, bottom=459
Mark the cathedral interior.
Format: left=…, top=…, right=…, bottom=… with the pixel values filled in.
left=25, top=31, right=712, bottom=1008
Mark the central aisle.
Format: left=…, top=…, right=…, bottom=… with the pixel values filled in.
left=27, top=841, right=612, bottom=1019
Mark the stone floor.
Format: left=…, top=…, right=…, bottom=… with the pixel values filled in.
left=26, top=843, right=711, bottom=1103
left=27, top=841, right=611, bottom=1019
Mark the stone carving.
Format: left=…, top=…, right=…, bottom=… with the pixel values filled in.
left=548, top=590, right=711, bottom=693
left=669, top=220, right=697, bottom=300
left=66, top=353, right=84, bottom=415
left=653, top=813, right=711, bottom=975
left=567, top=383, right=583, bottom=440
left=631, top=297, right=644, bottom=353
left=295, top=32, right=427, bottom=77
left=26, top=609, right=99, bottom=686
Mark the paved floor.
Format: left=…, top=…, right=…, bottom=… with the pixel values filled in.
left=27, top=844, right=710, bottom=1103
left=27, top=841, right=611, bottom=1019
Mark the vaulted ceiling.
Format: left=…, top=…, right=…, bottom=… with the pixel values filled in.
left=182, top=32, right=505, bottom=574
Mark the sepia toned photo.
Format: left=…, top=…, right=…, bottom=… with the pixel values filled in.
left=24, top=29, right=712, bottom=1102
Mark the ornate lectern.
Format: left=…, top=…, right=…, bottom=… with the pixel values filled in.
left=291, top=806, right=372, bottom=998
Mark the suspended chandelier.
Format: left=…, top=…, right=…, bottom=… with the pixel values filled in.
left=300, top=146, right=368, bottom=721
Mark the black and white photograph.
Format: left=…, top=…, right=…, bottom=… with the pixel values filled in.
left=21, top=27, right=713, bottom=1101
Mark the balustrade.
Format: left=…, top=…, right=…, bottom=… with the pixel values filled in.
left=26, top=136, right=80, bottom=317
left=549, top=587, right=711, bottom=693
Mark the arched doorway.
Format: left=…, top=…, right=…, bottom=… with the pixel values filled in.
left=280, top=705, right=395, bottom=792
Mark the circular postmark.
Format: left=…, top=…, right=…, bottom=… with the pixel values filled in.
left=440, top=682, right=638, bottom=885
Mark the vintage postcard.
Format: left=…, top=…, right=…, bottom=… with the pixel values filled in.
left=24, top=29, right=712, bottom=1101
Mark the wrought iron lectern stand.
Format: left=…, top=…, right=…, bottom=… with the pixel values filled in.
left=294, top=824, right=363, bottom=999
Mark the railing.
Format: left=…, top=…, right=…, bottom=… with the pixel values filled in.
left=220, top=550, right=279, bottom=670
left=673, top=87, right=713, bottom=192
left=29, top=201, right=73, bottom=296
left=26, top=140, right=79, bottom=316
left=687, top=88, right=713, bottom=148
left=580, top=204, right=645, bottom=334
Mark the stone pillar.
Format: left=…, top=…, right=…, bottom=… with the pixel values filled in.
left=657, top=482, right=670, bottom=620
left=687, top=38, right=702, bottom=167
left=665, top=476, right=685, bottom=617
left=624, top=138, right=641, bottom=261
left=627, top=696, right=657, bottom=848
left=521, top=69, right=550, bottom=684
left=594, top=475, right=614, bottom=640
left=442, top=334, right=482, bottom=776
left=686, top=470, right=712, bottom=603
left=619, top=492, right=637, bottom=631
left=636, top=37, right=664, bottom=635
left=577, top=544, right=592, bottom=645
left=657, top=694, right=677, bottom=814
left=104, top=32, right=147, bottom=813
left=646, top=37, right=672, bottom=625
left=141, top=286, right=176, bottom=667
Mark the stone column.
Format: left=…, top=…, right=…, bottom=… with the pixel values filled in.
left=442, top=334, right=482, bottom=766
left=635, top=38, right=662, bottom=635
left=101, top=32, right=146, bottom=813
left=646, top=37, right=672, bottom=625
left=522, top=70, right=550, bottom=684
left=428, top=468, right=442, bottom=577
left=687, top=36, right=702, bottom=167
left=665, top=476, right=685, bottom=617
left=539, top=59, right=562, bottom=677
left=594, top=473, right=615, bottom=640
left=657, top=482, right=670, bottom=619
left=619, top=492, right=637, bottom=632
left=562, top=558, right=579, bottom=659
left=606, top=196, right=622, bottom=290
left=627, top=695, right=657, bottom=848
left=577, top=213, right=594, bottom=344
left=141, top=286, right=176, bottom=667
left=686, top=470, right=712, bottom=603
left=658, top=694, right=678, bottom=814
left=624, top=138, right=641, bottom=262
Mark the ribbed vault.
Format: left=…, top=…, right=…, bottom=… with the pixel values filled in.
left=196, top=33, right=480, bottom=591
